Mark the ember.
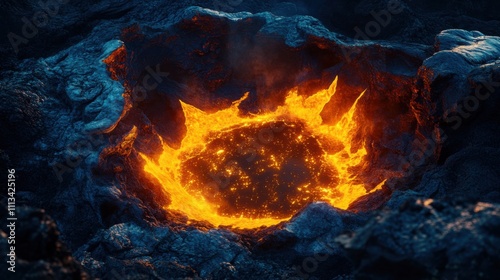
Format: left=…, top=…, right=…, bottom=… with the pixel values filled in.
left=141, top=77, right=384, bottom=228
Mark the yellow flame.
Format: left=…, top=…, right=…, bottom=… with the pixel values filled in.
left=141, top=77, right=382, bottom=228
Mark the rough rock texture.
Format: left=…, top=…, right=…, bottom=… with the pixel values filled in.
left=0, top=202, right=88, bottom=280
left=2, top=1, right=500, bottom=66
left=74, top=202, right=369, bottom=279
left=339, top=199, right=500, bottom=279
left=76, top=223, right=283, bottom=279
left=108, top=6, right=430, bottom=197
left=0, top=1, right=499, bottom=280
left=293, top=0, right=500, bottom=45
left=412, top=30, right=500, bottom=204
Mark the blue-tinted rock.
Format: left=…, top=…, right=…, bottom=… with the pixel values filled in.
left=1, top=1, right=500, bottom=279
left=339, top=200, right=500, bottom=279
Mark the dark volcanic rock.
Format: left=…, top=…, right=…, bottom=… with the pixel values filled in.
left=291, top=0, right=500, bottom=45
left=416, top=29, right=500, bottom=123
left=411, top=29, right=500, bottom=204
left=75, top=203, right=369, bottom=279
left=75, top=222, right=294, bottom=279
left=1, top=1, right=500, bottom=279
left=339, top=199, right=500, bottom=280
left=109, top=6, right=430, bottom=199
left=0, top=202, right=88, bottom=280
left=414, top=147, right=500, bottom=203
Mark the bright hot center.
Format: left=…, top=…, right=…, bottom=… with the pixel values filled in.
left=141, top=78, right=385, bottom=229
left=180, top=120, right=338, bottom=219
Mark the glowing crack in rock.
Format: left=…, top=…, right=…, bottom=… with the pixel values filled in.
left=141, top=77, right=384, bottom=228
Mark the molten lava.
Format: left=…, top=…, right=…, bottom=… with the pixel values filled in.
left=141, top=77, right=383, bottom=228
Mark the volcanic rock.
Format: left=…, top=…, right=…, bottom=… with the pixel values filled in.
left=0, top=202, right=88, bottom=280
left=338, top=199, right=500, bottom=279
left=0, top=1, right=500, bottom=279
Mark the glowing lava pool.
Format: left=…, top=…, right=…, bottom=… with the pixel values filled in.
left=141, top=77, right=384, bottom=228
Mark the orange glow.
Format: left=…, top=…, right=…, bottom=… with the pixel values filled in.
left=102, top=45, right=126, bottom=81
left=141, top=77, right=383, bottom=228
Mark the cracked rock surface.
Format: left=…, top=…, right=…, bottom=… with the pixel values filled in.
left=1, top=1, right=500, bottom=279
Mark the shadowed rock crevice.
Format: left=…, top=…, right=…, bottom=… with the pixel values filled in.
left=0, top=1, right=499, bottom=279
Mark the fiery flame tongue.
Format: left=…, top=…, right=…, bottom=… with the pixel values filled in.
left=141, top=77, right=382, bottom=228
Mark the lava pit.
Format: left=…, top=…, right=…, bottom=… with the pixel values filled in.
left=180, top=120, right=339, bottom=219
left=141, top=78, right=385, bottom=228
